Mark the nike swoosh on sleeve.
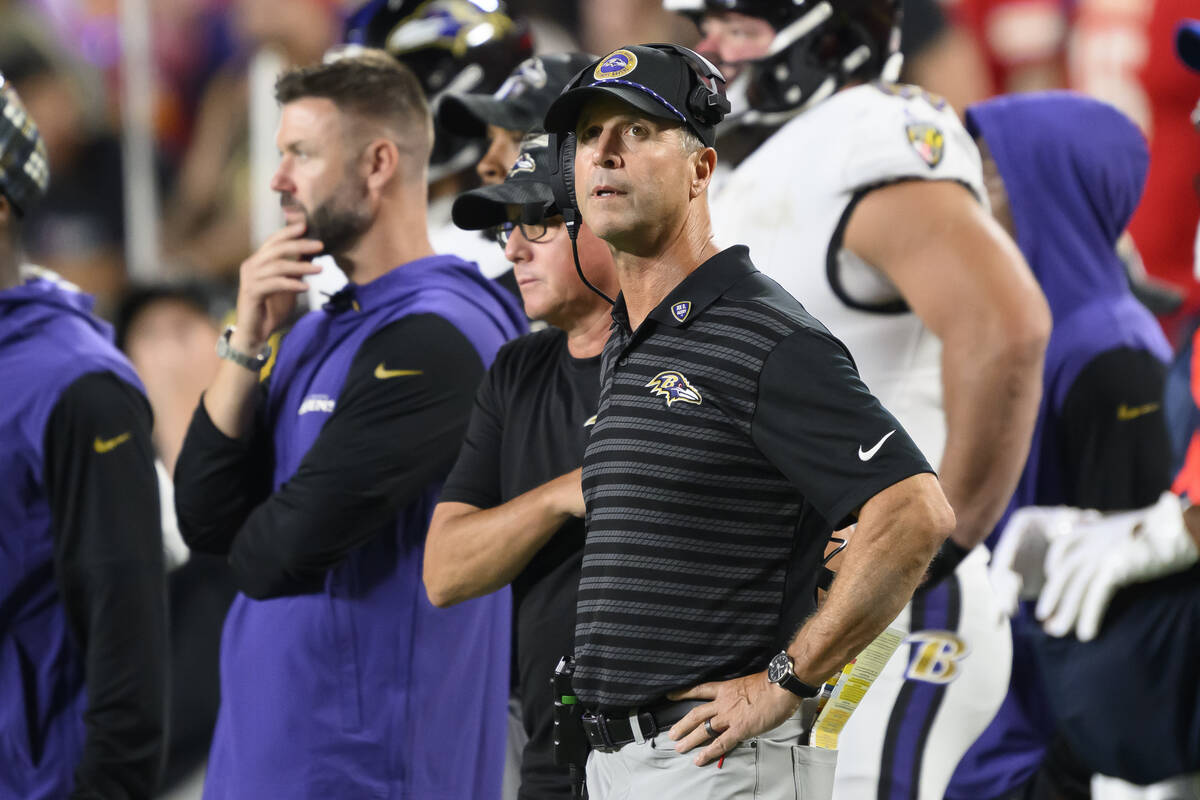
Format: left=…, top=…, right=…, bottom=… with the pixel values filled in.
left=1116, top=402, right=1160, bottom=421
left=93, top=432, right=132, bottom=454
left=857, top=430, right=896, bottom=461
left=374, top=363, right=424, bottom=380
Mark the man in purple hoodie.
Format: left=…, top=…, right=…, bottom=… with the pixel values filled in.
left=0, top=74, right=167, bottom=798
left=947, top=92, right=1175, bottom=800
left=173, top=51, right=526, bottom=798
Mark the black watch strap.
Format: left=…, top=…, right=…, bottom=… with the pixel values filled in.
left=768, top=651, right=821, bottom=698
left=778, top=671, right=821, bottom=699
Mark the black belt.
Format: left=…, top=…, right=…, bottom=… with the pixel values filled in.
left=581, top=700, right=704, bottom=753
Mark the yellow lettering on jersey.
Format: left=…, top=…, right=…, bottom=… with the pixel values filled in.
left=904, top=630, right=969, bottom=684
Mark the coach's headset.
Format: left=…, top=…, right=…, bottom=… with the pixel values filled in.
left=548, top=43, right=731, bottom=305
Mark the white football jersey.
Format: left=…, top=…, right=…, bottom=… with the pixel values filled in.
left=710, top=81, right=986, bottom=469
left=712, top=84, right=1010, bottom=800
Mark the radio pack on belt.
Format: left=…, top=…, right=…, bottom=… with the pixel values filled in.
left=553, top=655, right=590, bottom=799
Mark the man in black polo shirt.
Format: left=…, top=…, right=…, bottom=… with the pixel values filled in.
left=423, top=131, right=619, bottom=799
left=542, top=45, right=956, bottom=798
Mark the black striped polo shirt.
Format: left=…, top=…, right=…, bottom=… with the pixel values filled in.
left=575, top=245, right=932, bottom=711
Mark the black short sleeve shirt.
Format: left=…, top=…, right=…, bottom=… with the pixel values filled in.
left=440, top=328, right=601, bottom=799
left=576, top=245, right=933, bottom=710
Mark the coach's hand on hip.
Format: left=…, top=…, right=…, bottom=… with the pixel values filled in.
left=666, top=671, right=800, bottom=765
left=231, top=221, right=323, bottom=354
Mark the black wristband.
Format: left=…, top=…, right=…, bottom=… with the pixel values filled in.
left=920, top=538, right=970, bottom=590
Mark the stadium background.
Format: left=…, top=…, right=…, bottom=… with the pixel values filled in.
left=2, top=0, right=1199, bottom=797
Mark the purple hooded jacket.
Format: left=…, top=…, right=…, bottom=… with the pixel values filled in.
left=948, top=92, right=1171, bottom=798
left=0, top=276, right=148, bottom=799
left=200, top=256, right=526, bottom=799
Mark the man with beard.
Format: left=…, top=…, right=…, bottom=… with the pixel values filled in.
left=173, top=51, right=526, bottom=799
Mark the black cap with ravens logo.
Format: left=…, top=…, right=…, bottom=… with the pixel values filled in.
left=437, top=52, right=597, bottom=139
left=542, top=44, right=728, bottom=148
left=452, top=130, right=559, bottom=230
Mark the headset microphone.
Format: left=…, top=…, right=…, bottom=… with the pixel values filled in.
left=549, top=131, right=615, bottom=306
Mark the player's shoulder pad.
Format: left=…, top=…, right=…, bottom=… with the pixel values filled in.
left=826, top=82, right=986, bottom=205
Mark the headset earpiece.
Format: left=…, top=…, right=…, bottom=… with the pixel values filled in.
left=547, top=130, right=614, bottom=306
left=548, top=131, right=580, bottom=238
left=561, top=133, right=578, bottom=223
left=644, top=43, right=731, bottom=133
left=688, top=84, right=732, bottom=127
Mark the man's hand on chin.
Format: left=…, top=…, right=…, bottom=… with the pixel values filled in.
left=667, top=671, right=802, bottom=766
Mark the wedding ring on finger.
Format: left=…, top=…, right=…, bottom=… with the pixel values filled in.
left=704, top=719, right=717, bottom=738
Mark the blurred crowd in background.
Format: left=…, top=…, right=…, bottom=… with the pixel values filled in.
left=2, top=0, right=1200, bottom=796
left=4, top=0, right=1198, bottom=331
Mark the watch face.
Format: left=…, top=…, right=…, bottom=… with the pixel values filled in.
left=767, top=652, right=789, bottom=683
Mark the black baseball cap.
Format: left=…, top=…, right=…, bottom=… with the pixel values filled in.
left=542, top=44, right=727, bottom=147
left=452, top=131, right=559, bottom=230
left=437, top=52, right=597, bottom=138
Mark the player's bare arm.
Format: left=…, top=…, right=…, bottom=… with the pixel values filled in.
left=424, top=468, right=585, bottom=607
left=668, top=472, right=954, bottom=764
left=846, top=179, right=1050, bottom=549
left=202, top=221, right=323, bottom=439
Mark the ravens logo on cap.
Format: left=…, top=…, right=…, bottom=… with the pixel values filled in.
left=594, top=49, right=638, bottom=81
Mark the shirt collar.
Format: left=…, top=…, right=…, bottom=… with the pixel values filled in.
left=322, top=255, right=468, bottom=314
left=644, top=245, right=756, bottom=328
left=610, top=293, right=631, bottom=332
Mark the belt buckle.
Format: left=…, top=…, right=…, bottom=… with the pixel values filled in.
left=583, top=712, right=619, bottom=753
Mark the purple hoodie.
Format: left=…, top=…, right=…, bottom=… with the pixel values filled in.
left=202, top=256, right=527, bottom=800
left=0, top=275, right=146, bottom=799
left=948, top=92, right=1171, bottom=798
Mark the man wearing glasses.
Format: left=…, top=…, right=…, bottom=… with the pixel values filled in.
left=423, top=131, right=618, bottom=800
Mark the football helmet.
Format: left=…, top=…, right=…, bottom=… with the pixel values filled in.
left=343, top=0, right=534, bottom=177
left=665, top=0, right=902, bottom=118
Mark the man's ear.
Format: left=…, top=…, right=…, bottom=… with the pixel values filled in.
left=363, top=138, right=401, bottom=193
left=690, top=146, right=717, bottom=199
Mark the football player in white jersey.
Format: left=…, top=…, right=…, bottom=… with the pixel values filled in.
left=663, top=2, right=1051, bottom=799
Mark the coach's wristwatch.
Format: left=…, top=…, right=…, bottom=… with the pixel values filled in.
left=767, top=651, right=821, bottom=699
left=216, top=326, right=271, bottom=372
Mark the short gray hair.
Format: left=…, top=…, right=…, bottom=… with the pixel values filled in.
left=677, top=127, right=705, bottom=155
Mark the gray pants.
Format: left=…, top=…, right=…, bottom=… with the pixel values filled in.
left=585, top=712, right=837, bottom=800
left=502, top=694, right=527, bottom=800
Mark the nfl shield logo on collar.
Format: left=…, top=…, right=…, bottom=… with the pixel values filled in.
left=671, top=301, right=691, bottom=322
left=905, top=121, right=944, bottom=168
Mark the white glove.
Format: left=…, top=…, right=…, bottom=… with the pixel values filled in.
left=989, top=505, right=1100, bottom=618
left=1035, top=492, right=1199, bottom=642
